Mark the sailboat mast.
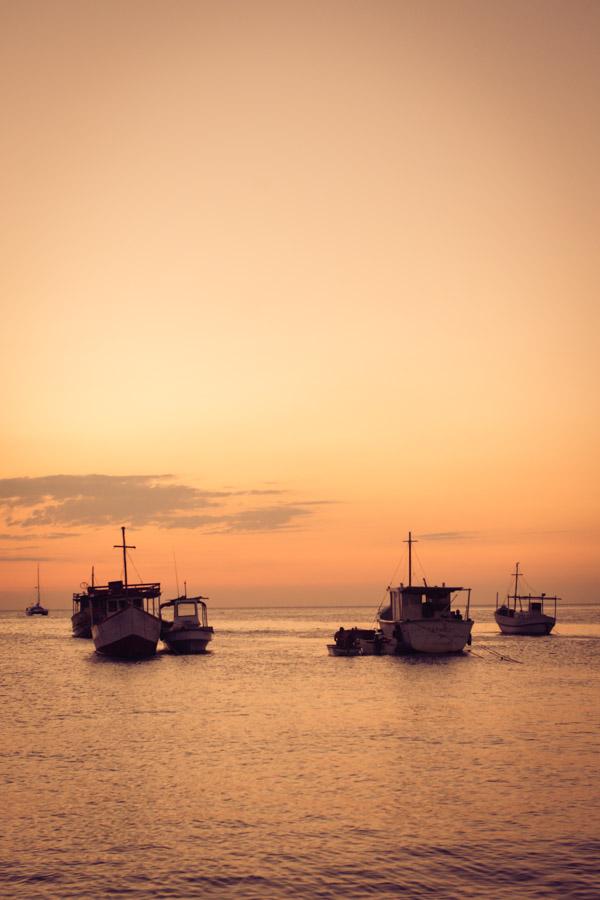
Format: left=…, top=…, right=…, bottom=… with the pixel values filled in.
left=36, top=564, right=40, bottom=605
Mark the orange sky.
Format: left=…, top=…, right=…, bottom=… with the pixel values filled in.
left=1, top=1, right=598, bottom=607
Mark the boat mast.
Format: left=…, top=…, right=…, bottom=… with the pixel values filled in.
left=114, top=526, right=136, bottom=589
left=404, top=531, right=418, bottom=587
left=36, top=564, right=41, bottom=605
left=512, top=562, right=521, bottom=611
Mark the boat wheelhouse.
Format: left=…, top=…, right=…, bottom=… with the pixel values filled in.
left=495, top=563, right=557, bottom=635
left=159, top=590, right=214, bottom=654
left=377, top=532, right=473, bottom=653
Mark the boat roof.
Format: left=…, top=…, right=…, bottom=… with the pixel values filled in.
left=391, top=585, right=465, bottom=597
left=83, top=581, right=161, bottom=599
left=160, top=594, right=208, bottom=609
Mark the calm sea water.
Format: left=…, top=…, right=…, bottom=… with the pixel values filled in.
left=1, top=604, right=599, bottom=899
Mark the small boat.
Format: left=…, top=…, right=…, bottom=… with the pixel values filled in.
left=25, top=565, right=49, bottom=616
left=160, top=588, right=214, bottom=654
left=378, top=532, right=473, bottom=654
left=495, top=563, right=557, bottom=635
left=328, top=627, right=384, bottom=656
left=327, top=644, right=362, bottom=657
left=71, top=567, right=95, bottom=638
left=88, top=528, right=161, bottom=659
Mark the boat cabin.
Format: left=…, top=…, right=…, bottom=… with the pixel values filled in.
left=85, top=581, right=161, bottom=623
left=160, top=596, right=209, bottom=629
left=388, top=584, right=465, bottom=621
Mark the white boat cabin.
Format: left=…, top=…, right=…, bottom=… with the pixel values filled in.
left=388, top=584, right=466, bottom=621
left=160, top=596, right=210, bottom=628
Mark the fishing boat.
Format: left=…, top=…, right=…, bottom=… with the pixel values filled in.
left=71, top=567, right=95, bottom=638
left=160, top=588, right=214, bottom=654
left=89, top=528, right=161, bottom=659
left=377, top=532, right=473, bottom=653
left=494, top=563, right=557, bottom=635
left=25, top=565, right=49, bottom=616
left=327, top=627, right=384, bottom=656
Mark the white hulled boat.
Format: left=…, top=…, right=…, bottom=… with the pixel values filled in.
left=378, top=532, right=473, bottom=654
left=89, top=528, right=161, bottom=659
left=25, top=565, right=49, bottom=616
left=160, top=588, right=214, bottom=654
left=494, top=563, right=557, bottom=635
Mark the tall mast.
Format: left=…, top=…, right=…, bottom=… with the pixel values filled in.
left=404, top=531, right=418, bottom=587
left=512, top=562, right=521, bottom=609
left=36, top=564, right=40, bottom=605
left=114, top=526, right=136, bottom=589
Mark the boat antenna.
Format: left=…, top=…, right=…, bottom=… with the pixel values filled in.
left=404, top=531, right=417, bottom=587
left=173, top=552, right=180, bottom=598
left=91, top=565, right=95, bottom=588
left=114, top=526, right=135, bottom=589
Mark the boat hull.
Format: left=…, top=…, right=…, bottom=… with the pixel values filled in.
left=92, top=606, right=161, bottom=659
left=71, top=609, right=92, bottom=638
left=378, top=617, right=473, bottom=653
left=162, top=627, right=213, bottom=654
left=327, top=643, right=361, bottom=657
left=495, top=612, right=555, bottom=636
left=26, top=606, right=48, bottom=616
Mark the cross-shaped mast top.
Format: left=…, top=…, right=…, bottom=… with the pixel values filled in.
left=404, top=531, right=418, bottom=587
left=114, top=526, right=136, bottom=589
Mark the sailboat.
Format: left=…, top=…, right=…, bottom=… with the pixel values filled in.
left=25, top=565, right=49, bottom=616
left=88, top=527, right=161, bottom=659
left=494, top=563, right=557, bottom=635
left=377, top=532, right=473, bottom=653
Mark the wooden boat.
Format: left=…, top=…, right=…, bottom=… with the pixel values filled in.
left=71, top=567, right=95, bottom=638
left=378, top=532, right=473, bottom=654
left=495, top=563, right=557, bottom=635
left=327, top=643, right=362, bottom=657
left=89, top=528, right=161, bottom=659
left=328, top=627, right=383, bottom=656
left=160, top=590, right=214, bottom=654
left=25, top=566, right=49, bottom=616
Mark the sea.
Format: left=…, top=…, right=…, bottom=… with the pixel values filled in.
left=1, top=604, right=599, bottom=899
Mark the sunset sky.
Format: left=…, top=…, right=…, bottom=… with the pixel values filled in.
left=1, top=0, right=598, bottom=608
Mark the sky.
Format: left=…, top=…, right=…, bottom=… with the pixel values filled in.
left=1, top=0, right=598, bottom=608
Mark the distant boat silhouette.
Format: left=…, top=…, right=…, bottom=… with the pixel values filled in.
left=25, top=565, right=49, bottom=616
left=495, top=563, right=557, bottom=635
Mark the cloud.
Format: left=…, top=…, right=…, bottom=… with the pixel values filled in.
left=0, top=475, right=327, bottom=534
left=161, top=503, right=316, bottom=534
left=0, top=555, right=53, bottom=562
left=0, top=532, right=79, bottom=541
left=419, top=531, right=478, bottom=541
